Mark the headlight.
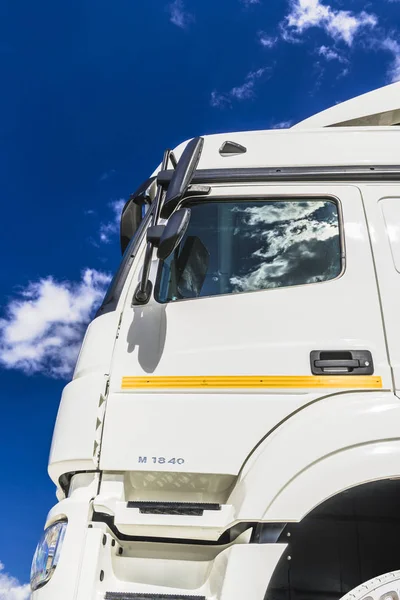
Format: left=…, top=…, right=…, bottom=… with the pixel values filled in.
left=30, top=520, right=67, bottom=591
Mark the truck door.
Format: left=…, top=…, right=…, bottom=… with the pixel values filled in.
left=362, top=185, right=400, bottom=392
left=100, top=184, right=391, bottom=478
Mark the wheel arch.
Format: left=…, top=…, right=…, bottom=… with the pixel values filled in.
left=265, top=478, right=400, bottom=600
left=229, top=391, right=400, bottom=522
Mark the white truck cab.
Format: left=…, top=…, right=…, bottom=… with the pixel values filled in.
left=30, top=82, right=400, bottom=600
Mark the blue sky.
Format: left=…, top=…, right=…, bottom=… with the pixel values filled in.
left=0, top=0, right=399, bottom=596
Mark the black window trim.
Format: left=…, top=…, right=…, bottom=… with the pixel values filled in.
left=95, top=206, right=154, bottom=317
left=157, top=165, right=400, bottom=185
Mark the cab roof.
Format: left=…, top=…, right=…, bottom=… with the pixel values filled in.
left=167, top=127, right=400, bottom=172
left=152, top=83, right=400, bottom=174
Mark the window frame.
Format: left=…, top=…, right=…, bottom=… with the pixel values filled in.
left=154, top=193, right=346, bottom=304
left=95, top=205, right=154, bottom=317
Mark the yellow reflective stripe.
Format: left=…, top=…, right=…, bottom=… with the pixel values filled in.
left=121, top=375, right=383, bottom=390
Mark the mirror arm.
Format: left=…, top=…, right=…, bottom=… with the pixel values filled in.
left=133, top=242, right=154, bottom=304
left=169, top=151, right=177, bottom=169
left=133, top=149, right=171, bottom=305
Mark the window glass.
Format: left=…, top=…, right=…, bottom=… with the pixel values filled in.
left=155, top=198, right=342, bottom=303
left=96, top=207, right=153, bottom=316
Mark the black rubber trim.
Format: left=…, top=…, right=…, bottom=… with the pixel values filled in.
left=92, top=511, right=254, bottom=546
left=105, top=594, right=206, bottom=600
left=251, top=523, right=287, bottom=543
left=120, top=178, right=155, bottom=255
left=157, top=165, right=400, bottom=185
left=127, top=501, right=221, bottom=516
left=95, top=206, right=154, bottom=317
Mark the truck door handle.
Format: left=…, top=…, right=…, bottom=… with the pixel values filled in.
left=314, top=359, right=360, bottom=369
left=310, top=350, right=374, bottom=375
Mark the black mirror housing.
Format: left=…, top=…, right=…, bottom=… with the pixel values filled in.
left=157, top=208, right=191, bottom=260
left=120, top=178, right=155, bottom=254
left=162, top=137, right=204, bottom=216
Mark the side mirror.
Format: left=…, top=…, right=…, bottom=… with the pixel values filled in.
left=133, top=139, right=203, bottom=305
left=176, top=236, right=210, bottom=298
left=157, top=208, right=191, bottom=260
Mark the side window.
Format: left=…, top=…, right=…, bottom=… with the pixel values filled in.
left=155, top=198, right=342, bottom=303
left=96, top=207, right=153, bottom=316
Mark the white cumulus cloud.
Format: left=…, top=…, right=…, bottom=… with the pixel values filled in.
left=0, top=562, right=30, bottom=600
left=168, top=0, right=194, bottom=29
left=258, top=32, right=278, bottom=48
left=99, top=198, right=125, bottom=244
left=211, top=68, right=270, bottom=107
left=231, top=68, right=267, bottom=100
left=210, top=90, right=230, bottom=109
left=381, top=37, right=400, bottom=82
left=282, top=0, right=377, bottom=45
left=318, top=44, right=348, bottom=62
left=0, top=269, right=111, bottom=378
left=271, top=120, right=293, bottom=129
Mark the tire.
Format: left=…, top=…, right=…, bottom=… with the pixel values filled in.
left=341, top=571, right=400, bottom=600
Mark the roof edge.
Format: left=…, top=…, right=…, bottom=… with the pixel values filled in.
left=293, top=82, right=400, bottom=129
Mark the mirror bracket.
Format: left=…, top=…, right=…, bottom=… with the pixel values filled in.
left=146, top=225, right=165, bottom=247
left=187, top=184, right=211, bottom=195
left=160, top=184, right=210, bottom=218
left=132, top=280, right=153, bottom=306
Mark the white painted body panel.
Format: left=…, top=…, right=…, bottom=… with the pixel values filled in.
left=100, top=184, right=390, bottom=477
left=48, top=310, right=119, bottom=486
left=100, top=390, right=320, bottom=475
left=362, top=185, right=400, bottom=389
left=231, top=392, right=400, bottom=521
left=48, top=374, right=104, bottom=485
left=73, top=311, right=119, bottom=379
left=92, top=392, right=400, bottom=540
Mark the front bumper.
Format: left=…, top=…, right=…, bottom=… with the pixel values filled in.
left=31, top=490, right=285, bottom=600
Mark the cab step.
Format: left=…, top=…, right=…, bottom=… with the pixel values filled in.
left=94, top=499, right=235, bottom=540
left=105, top=594, right=206, bottom=599
left=127, top=501, right=221, bottom=516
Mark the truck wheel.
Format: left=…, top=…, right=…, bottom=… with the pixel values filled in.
left=341, top=571, right=400, bottom=600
